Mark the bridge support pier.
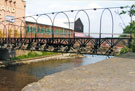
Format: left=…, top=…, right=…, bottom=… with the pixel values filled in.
left=0, top=49, right=30, bottom=60
left=0, top=48, right=14, bottom=60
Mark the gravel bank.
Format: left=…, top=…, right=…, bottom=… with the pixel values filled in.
left=22, top=53, right=135, bottom=91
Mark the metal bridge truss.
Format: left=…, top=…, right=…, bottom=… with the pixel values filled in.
left=0, top=37, right=131, bottom=56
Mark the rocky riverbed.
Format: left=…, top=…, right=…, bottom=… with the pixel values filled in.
left=22, top=53, right=135, bottom=91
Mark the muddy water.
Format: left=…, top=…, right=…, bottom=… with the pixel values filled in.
left=0, top=55, right=108, bottom=91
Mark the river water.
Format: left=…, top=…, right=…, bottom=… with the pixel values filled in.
left=0, top=55, right=109, bottom=91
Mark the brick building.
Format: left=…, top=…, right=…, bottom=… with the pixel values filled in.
left=26, top=21, right=74, bottom=38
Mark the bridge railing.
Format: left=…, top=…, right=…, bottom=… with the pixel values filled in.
left=76, top=32, right=132, bottom=38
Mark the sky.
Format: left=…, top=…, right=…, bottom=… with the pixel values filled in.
left=25, top=0, right=135, bottom=37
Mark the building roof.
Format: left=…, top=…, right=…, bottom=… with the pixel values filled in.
left=26, top=21, right=74, bottom=31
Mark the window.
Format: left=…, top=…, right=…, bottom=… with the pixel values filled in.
left=55, top=29, right=58, bottom=35
left=47, top=29, right=50, bottom=35
left=44, top=28, right=47, bottom=34
left=33, top=27, right=36, bottom=33
left=30, top=27, right=33, bottom=33
left=50, top=29, right=52, bottom=34
left=26, top=26, right=29, bottom=33
left=60, top=30, right=63, bottom=35
left=38, top=27, right=40, bottom=33
left=41, top=28, right=43, bottom=33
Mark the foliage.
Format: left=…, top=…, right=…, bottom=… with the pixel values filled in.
left=120, top=4, right=135, bottom=35
left=11, top=51, right=58, bottom=61
left=124, top=21, right=135, bottom=33
left=120, top=21, right=135, bottom=37
left=120, top=4, right=135, bottom=52
left=116, top=46, right=130, bottom=56
left=14, top=30, right=18, bottom=37
left=120, top=46, right=130, bottom=54
left=123, top=21, right=135, bottom=52
left=9, top=29, right=13, bottom=37
left=120, top=4, right=135, bottom=19
left=0, top=29, right=3, bottom=37
left=131, top=35, right=135, bottom=52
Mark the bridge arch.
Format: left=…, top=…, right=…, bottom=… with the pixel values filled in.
left=6, top=22, right=15, bottom=38
left=74, top=10, right=90, bottom=37
left=25, top=16, right=37, bottom=38
left=52, top=12, right=70, bottom=38
left=99, top=8, right=114, bottom=38
left=36, top=14, right=53, bottom=38
left=15, top=18, right=25, bottom=38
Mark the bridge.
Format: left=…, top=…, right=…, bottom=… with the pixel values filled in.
left=0, top=6, right=132, bottom=56
left=0, top=37, right=131, bottom=56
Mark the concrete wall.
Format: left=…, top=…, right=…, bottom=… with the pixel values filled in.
left=0, top=49, right=29, bottom=60
left=0, top=48, right=10, bottom=60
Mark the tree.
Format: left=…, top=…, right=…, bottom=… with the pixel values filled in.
left=120, top=4, right=135, bottom=23
left=120, top=4, right=135, bottom=52
left=123, top=21, right=135, bottom=34
left=120, top=4, right=135, bottom=35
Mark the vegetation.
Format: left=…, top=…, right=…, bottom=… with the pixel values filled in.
left=11, top=51, right=58, bottom=61
left=116, top=46, right=130, bottom=56
left=0, top=29, right=3, bottom=37
left=120, top=47, right=130, bottom=54
left=120, top=4, right=135, bottom=23
left=123, top=21, right=135, bottom=34
left=119, top=4, right=135, bottom=53
left=14, top=30, right=18, bottom=38
left=9, top=29, right=13, bottom=37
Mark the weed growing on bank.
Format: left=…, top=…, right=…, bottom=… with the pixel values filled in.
left=11, top=51, right=58, bottom=61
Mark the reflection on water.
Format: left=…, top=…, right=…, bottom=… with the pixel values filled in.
left=0, top=55, right=109, bottom=91
left=0, top=69, right=37, bottom=91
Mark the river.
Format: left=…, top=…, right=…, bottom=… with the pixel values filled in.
left=0, top=55, right=110, bottom=91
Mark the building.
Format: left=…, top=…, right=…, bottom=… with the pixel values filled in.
left=26, top=21, right=74, bottom=38
left=74, top=18, right=84, bottom=33
left=64, top=18, right=87, bottom=38
left=74, top=18, right=88, bottom=38
left=0, top=0, right=26, bottom=23
left=0, top=0, right=26, bottom=37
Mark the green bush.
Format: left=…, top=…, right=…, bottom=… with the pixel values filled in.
left=120, top=46, right=130, bottom=54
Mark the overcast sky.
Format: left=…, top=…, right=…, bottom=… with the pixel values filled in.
left=25, top=0, right=135, bottom=37
left=26, top=0, right=134, bottom=15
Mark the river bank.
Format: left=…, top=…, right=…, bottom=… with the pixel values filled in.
left=22, top=52, right=135, bottom=91
left=0, top=53, right=83, bottom=68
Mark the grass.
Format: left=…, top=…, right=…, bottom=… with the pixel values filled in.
left=11, top=51, right=58, bottom=61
